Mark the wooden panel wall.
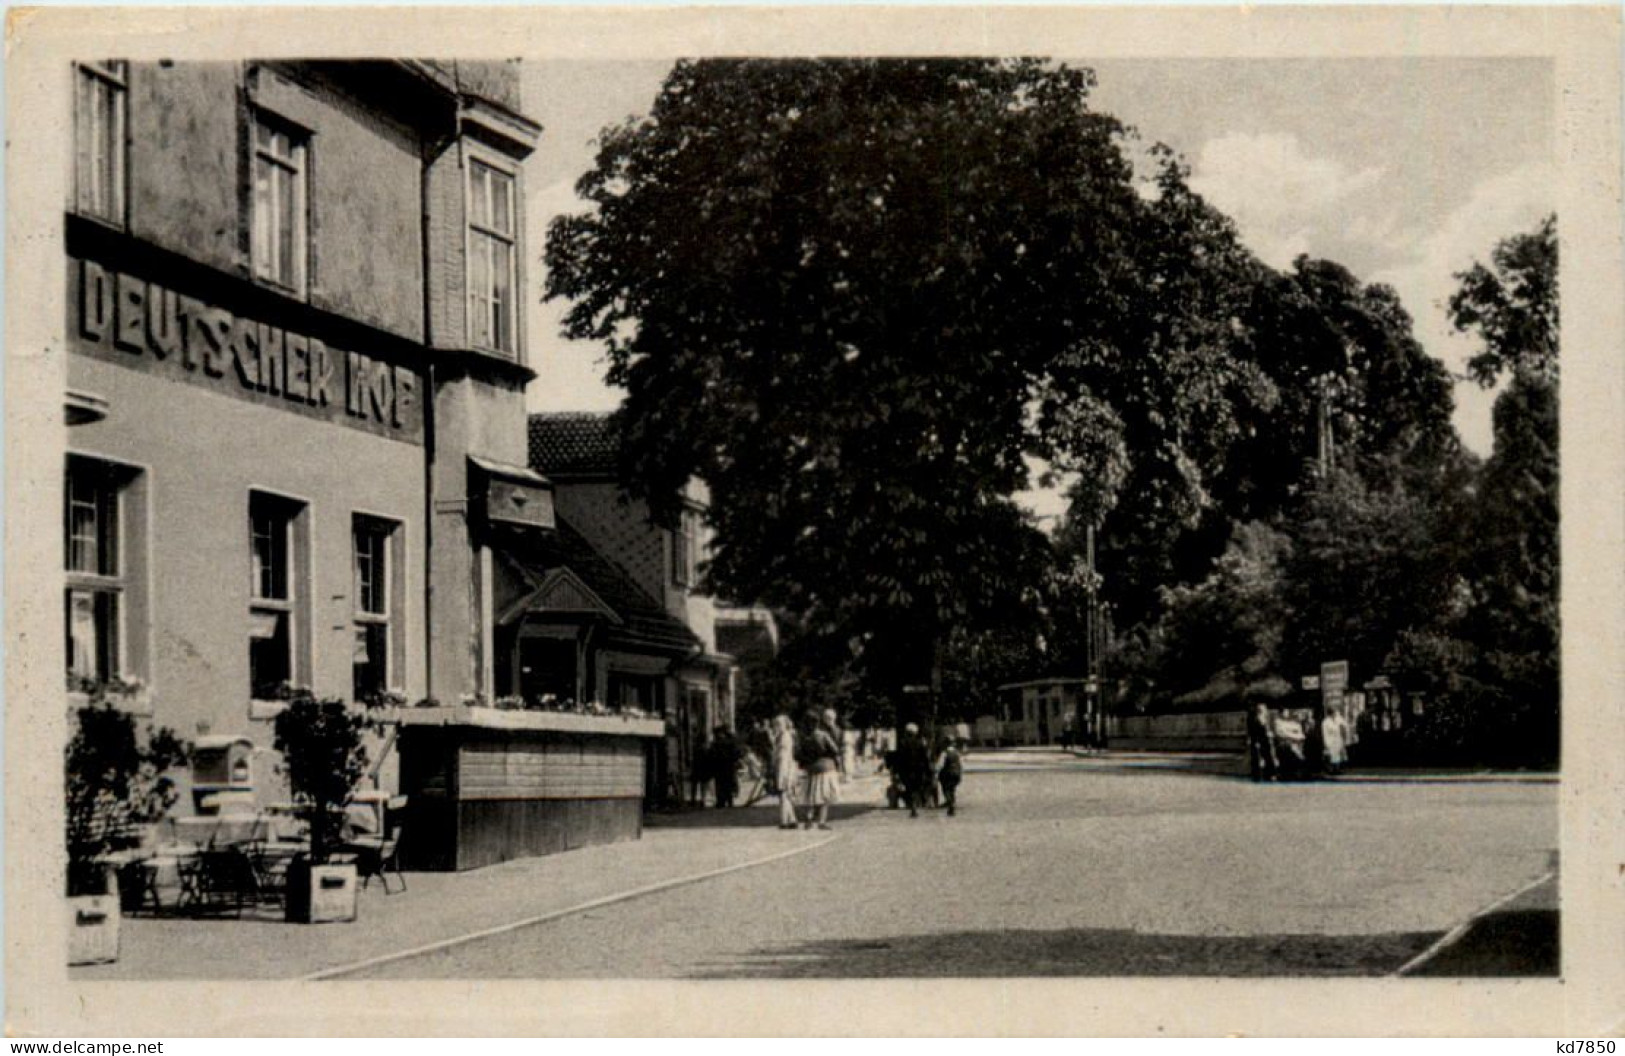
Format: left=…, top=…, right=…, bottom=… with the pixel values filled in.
left=397, top=728, right=647, bottom=871
left=458, top=735, right=644, bottom=799
left=454, top=798, right=642, bottom=870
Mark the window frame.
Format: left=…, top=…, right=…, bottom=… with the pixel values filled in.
left=350, top=513, right=401, bottom=702
left=73, top=60, right=128, bottom=227
left=249, top=110, right=310, bottom=298
left=248, top=490, right=308, bottom=704
left=464, top=154, right=519, bottom=358
left=64, top=458, right=124, bottom=684
left=63, top=454, right=149, bottom=710
left=672, top=507, right=701, bottom=589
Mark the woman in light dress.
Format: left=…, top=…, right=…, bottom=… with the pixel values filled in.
left=1321, top=706, right=1350, bottom=774
left=770, top=713, right=800, bottom=829
left=798, top=710, right=844, bottom=830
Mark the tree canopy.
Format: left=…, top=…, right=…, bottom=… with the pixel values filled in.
left=547, top=59, right=1273, bottom=684
left=547, top=59, right=1554, bottom=765
left=1448, top=213, right=1558, bottom=387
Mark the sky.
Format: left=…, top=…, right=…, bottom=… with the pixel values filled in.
left=520, top=58, right=1556, bottom=518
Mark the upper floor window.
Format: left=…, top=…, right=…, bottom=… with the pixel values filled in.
left=74, top=61, right=127, bottom=226
left=467, top=159, right=516, bottom=356
left=672, top=507, right=702, bottom=589
left=251, top=115, right=309, bottom=295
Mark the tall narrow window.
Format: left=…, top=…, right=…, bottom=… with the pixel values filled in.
left=467, top=159, right=516, bottom=356
left=672, top=508, right=701, bottom=588
left=74, top=61, right=127, bottom=225
left=249, top=492, right=303, bottom=699
left=352, top=515, right=397, bottom=702
left=64, top=459, right=124, bottom=683
left=251, top=115, right=309, bottom=295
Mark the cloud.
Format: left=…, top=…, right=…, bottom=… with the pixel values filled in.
left=1190, top=132, right=1384, bottom=269
left=1371, top=162, right=1554, bottom=455
left=1190, top=129, right=1554, bottom=456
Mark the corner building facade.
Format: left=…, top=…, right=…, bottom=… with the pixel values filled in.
left=63, top=60, right=546, bottom=807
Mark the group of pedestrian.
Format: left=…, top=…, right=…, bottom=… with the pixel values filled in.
left=1247, top=701, right=1354, bottom=781
left=697, top=710, right=969, bottom=826
left=884, top=723, right=965, bottom=817
left=1058, top=710, right=1107, bottom=753
left=748, top=708, right=846, bottom=830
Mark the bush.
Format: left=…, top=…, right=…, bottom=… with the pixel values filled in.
left=271, top=692, right=370, bottom=863
left=65, top=694, right=186, bottom=896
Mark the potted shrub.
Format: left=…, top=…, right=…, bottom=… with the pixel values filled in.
left=65, top=693, right=185, bottom=964
left=272, top=692, right=370, bottom=923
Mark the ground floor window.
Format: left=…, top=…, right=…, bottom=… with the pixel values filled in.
left=249, top=490, right=308, bottom=700
left=352, top=514, right=401, bottom=702
left=65, top=586, right=119, bottom=683
left=517, top=632, right=580, bottom=703
left=249, top=609, right=293, bottom=695
left=609, top=671, right=663, bottom=713
left=64, top=455, right=143, bottom=687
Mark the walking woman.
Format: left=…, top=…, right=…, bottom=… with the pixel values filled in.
left=770, top=713, right=800, bottom=829
left=796, top=710, right=843, bottom=830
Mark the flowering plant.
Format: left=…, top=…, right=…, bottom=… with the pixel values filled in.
left=457, top=692, right=652, bottom=720
left=359, top=687, right=410, bottom=709
left=67, top=674, right=146, bottom=699
left=65, top=688, right=186, bottom=895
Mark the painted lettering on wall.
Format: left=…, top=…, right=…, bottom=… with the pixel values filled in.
left=74, top=258, right=423, bottom=442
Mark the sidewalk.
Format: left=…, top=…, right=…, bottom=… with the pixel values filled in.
left=1059, top=748, right=1559, bottom=784
left=70, top=809, right=845, bottom=981
left=1402, top=869, right=1559, bottom=976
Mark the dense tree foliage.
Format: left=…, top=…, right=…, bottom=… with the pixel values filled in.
left=1444, top=215, right=1559, bottom=764
left=549, top=59, right=1272, bottom=689
left=547, top=59, right=1556, bottom=765
left=1449, top=214, right=1558, bottom=387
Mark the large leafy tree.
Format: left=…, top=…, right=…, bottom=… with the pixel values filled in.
left=1078, top=252, right=1459, bottom=634
left=548, top=59, right=1263, bottom=689
left=1279, top=464, right=1466, bottom=682
left=1447, top=214, right=1559, bottom=764
left=1449, top=213, right=1558, bottom=387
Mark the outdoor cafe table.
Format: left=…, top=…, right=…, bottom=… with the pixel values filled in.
left=169, top=814, right=270, bottom=848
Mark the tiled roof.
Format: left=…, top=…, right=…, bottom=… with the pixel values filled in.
left=492, top=518, right=700, bottom=657
left=528, top=412, right=618, bottom=478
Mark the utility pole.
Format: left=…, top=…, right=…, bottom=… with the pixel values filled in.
left=1084, top=524, right=1097, bottom=682
left=1083, top=523, right=1102, bottom=741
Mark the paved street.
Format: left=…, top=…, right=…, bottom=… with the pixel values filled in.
left=340, top=749, right=1557, bottom=978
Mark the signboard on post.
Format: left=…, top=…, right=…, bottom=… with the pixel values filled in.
left=1320, top=660, right=1350, bottom=714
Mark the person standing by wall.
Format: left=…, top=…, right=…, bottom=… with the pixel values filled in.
left=710, top=726, right=742, bottom=808
left=1321, top=706, right=1350, bottom=775
left=770, top=713, right=800, bottom=829
left=1247, top=702, right=1278, bottom=782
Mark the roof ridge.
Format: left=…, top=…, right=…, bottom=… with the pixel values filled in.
left=529, top=410, right=613, bottom=421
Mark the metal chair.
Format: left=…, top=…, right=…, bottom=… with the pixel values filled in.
left=350, top=823, right=405, bottom=894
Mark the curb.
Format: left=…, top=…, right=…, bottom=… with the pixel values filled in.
left=301, top=832, right=840, bottom=981
left=1391, top=868, right=1557, bottom=977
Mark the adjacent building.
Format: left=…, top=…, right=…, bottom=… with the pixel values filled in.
left=62, top=59, right=660, bottom=864
left=528, top=412, right=741, bottom=794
